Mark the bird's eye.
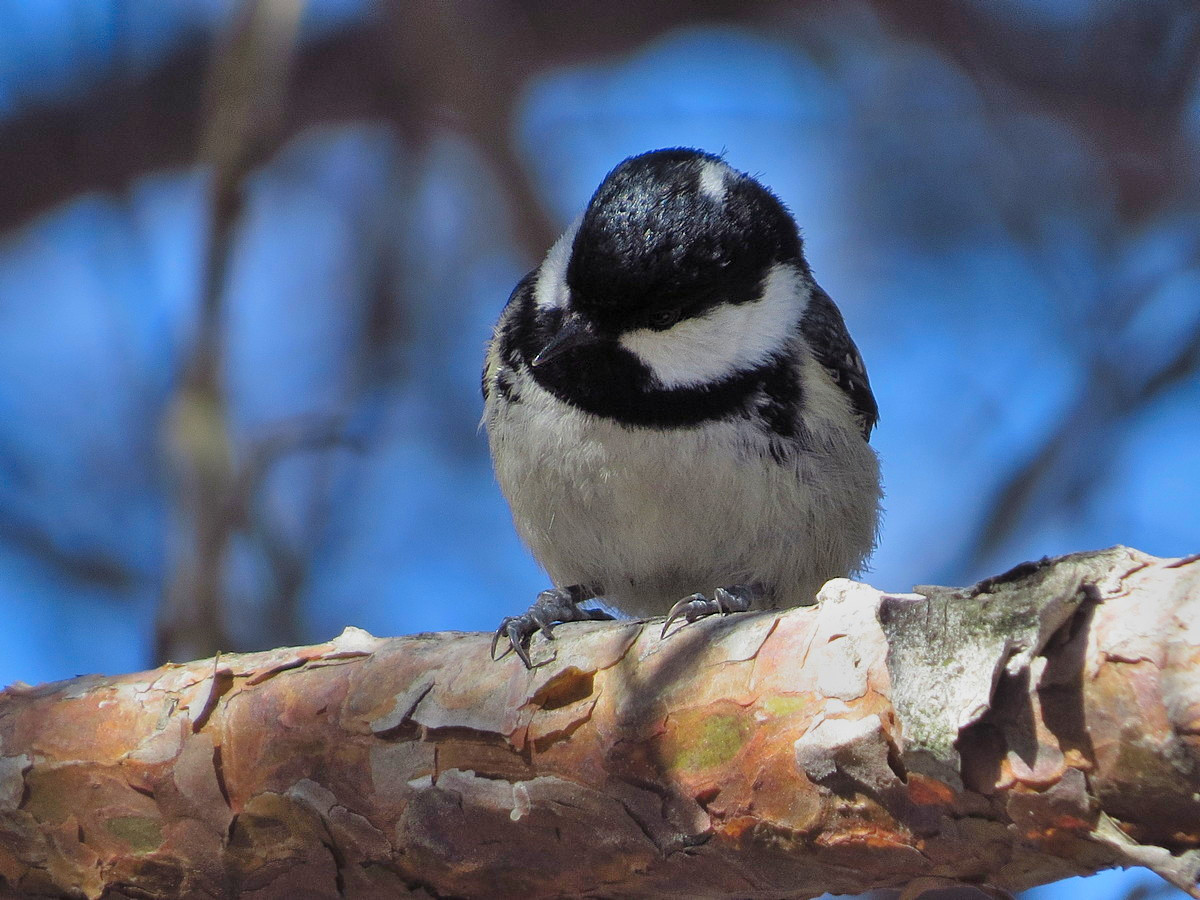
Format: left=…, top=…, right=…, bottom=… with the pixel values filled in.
left=646, top=308, right=681, bottom=330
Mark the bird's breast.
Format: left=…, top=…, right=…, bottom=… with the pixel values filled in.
left=487, top=375, right=878, bottom=616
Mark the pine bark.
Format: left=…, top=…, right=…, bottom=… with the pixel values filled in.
left=0, top=546, right=1197, bottom=899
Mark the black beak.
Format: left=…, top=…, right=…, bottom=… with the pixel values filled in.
left=532, top=311, right=601, bottom=367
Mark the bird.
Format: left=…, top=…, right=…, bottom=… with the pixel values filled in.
left=482, top=148, right=881, bottom=667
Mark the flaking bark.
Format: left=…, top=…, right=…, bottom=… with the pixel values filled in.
left=0, top=546, right=1197, bottom=899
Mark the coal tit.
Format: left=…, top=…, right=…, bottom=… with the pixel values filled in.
left=483, top=148, right=880, bottom=666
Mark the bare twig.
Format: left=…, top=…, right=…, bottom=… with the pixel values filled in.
left=157, top=0, right=306, bottom=664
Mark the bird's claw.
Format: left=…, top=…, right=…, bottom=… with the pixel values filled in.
left=490, top=613, right=552, bottom=669
left=492, top=585, right=611, bottom=668
left=660, top=584, right=760, bottom=638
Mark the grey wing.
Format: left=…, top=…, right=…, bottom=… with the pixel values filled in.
left=800, top=284, right=878, bottom=440
left=482, top=270, right=537, bottom=408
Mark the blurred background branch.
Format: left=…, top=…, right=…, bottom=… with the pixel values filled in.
left=158, top=0, right=306, bottom=662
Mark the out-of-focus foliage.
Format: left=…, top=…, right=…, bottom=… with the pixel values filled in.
left=0, top=4, right=1196, bottom=895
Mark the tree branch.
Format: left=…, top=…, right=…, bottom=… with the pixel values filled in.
left=155, top=0, right=307, bottom=666
left=0, top=25, right=395, bottom=237
left=0, top=547, right=1197, bottom=898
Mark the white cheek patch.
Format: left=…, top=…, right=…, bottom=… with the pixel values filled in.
left=534, top=216, right=583, bottom=311
left=619, top=263, right=810, bottom=389
left=697, top=160, right=729, bottom=203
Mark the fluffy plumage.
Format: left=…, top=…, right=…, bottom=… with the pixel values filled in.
left=483, top=148, right=881, bottom=657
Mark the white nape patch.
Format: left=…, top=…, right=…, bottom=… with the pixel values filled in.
left=619, top=263, right=809, bottom=389
left=533, top=216, right=583, bottom=311
left=697, top=160, right=729, bottom=203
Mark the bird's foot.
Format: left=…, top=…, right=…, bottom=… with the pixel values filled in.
left=492, top=585, right=613, bottom=668
left=661, top=583, right=764, bottom=638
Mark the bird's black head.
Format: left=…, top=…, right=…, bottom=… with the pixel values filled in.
left=565, top=148, right=804, bottom=333
left=514, top=148, right=820, bottom=427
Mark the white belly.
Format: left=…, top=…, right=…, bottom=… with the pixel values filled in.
left=487, top=371, right=880, bottom=617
